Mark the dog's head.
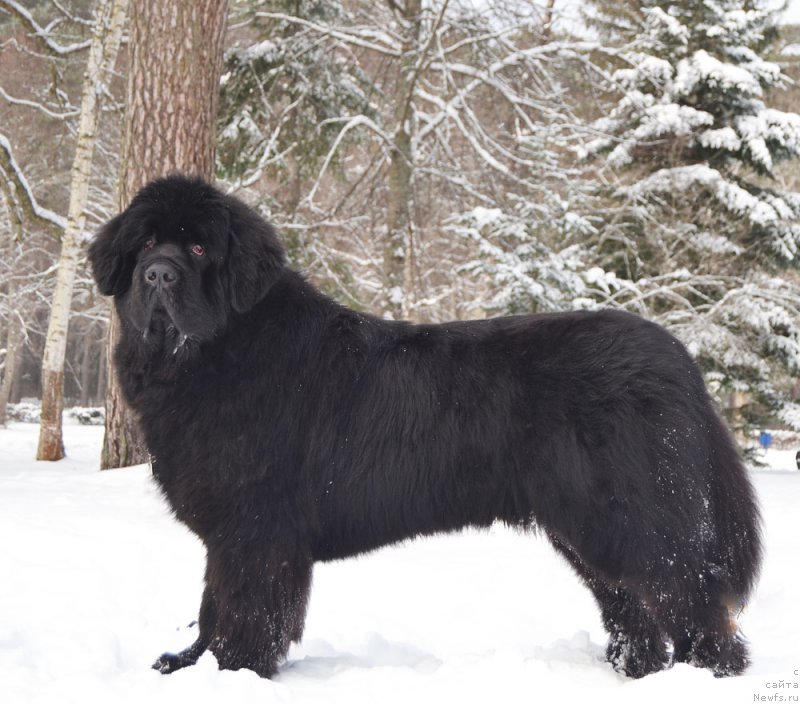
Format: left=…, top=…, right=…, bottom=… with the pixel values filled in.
left=89, top=175, right=285, bottom=355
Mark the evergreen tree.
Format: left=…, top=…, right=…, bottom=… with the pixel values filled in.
left=217, top=0, right=379, bottom=305
left=583, top=0, right=800, bottom=432
left=218, top=1, right=375, bottom=192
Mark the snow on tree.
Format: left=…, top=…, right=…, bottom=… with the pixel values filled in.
left=445, top=192, right=601, bottom=316
left=220, top=0, right=606, bottom=321
left=580, top=0, right=800, bottom=431
left=1, top=2, right=119, bottom=432
left=219, top=1, right=376, bottom=191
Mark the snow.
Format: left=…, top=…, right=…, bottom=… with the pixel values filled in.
left=619, top=163, right=792, bottom=231
left=468, top=207, right=503, bottom=231
left=697, top=126, right=742, bottom=152
left=674, top=50, right=766, bottom=98
left=237, top=39, right=280, bottom=64
left=1, top=420, right=799, bottom=704
left=615, top=56, right=674, bottom=90
left=643, top=6, right=690, bottom=45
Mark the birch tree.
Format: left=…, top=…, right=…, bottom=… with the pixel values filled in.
left=1, top=1, right=92, bottom=427
left=36, top=0, right=128, bottom=461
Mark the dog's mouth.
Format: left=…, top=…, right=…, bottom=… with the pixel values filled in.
left=140, top=296, right=192, bottom=353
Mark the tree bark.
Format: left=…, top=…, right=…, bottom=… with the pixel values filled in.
left=102, top=311, right=145, bottom=468
left=383, top=0, right=422, bottom=320
left=36, top=0, right=128, bottom=461
left=101, top=0, right=230, bottom=469
left=79, top=324, right=93, bottom=407
left=119, top=0, right=229, bottom=202
left=0, top=311, right=22, bottom=427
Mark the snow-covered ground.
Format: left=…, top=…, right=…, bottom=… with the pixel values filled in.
left=1, top=420, right=798, bottom=704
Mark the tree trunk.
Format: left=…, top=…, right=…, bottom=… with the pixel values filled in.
left=79, top=325, right=93, bottom=407
left=101, top=0, right=230, bottom=469
left=96, top=331, right=107, bottom=405
left=36, top=0, right=128, bottom=461
left=383, top=0, right=421, bottom=320
left=0, top=312, right=22, bottom=427
left=102, top=311, right=145, bottom=468
left=119, top=0, right=229, bottom=201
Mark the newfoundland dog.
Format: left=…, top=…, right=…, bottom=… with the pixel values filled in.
left=89, top=175, right=761, bottom=680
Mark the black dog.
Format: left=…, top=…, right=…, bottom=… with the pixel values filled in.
left=89, top=175, right=761, bottom=680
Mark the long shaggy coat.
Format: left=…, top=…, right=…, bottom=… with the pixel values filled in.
left=89, top=175, right=761, bottom=680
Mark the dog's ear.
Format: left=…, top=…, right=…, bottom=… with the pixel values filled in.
left=225, top=198, right=286, bottom=313
left=88, top=212, right=132, bottom=296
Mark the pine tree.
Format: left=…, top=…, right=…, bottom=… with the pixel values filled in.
left=583, top=0, right=800, bottom=432
left=101, top=0, right=231, bottom=469
left=218, top=1, right=375, bottom=192
left=217, top=0, right=380, bottom=309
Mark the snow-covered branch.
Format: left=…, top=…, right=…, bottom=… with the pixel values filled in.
left=0, top=134, right=67, bottom=235
left=0, top=0, right=91, bottom=55
left=306, top=115, right=393, bottom=204
left=0, top=86, right=80, bottom=119
left=253, top=11, right=401, bottom=57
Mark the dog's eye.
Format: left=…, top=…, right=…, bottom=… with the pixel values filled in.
left=191, top=244, right=205, bottom=257
left=143, top=239, right=155, bottom=251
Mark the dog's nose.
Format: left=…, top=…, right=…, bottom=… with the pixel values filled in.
left=144, top=261, right=179, bottom=290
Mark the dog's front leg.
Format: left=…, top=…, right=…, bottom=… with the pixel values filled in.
left=153, top=581, right=217, bottom=674
left=204, top=539, right=313, bottom=678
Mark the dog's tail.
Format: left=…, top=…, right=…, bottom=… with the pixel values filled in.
left=706, top=410, right=762, bottom=607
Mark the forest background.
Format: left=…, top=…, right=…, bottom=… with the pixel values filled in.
left=3, top=0, right=800, bottom=455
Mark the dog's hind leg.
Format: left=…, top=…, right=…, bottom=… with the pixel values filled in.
left=547, top=534, right=669, bottom=678
left=646, top=566, right=749, bottom=677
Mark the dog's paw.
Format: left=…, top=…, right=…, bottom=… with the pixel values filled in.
left=152, top=651, right=195, bottom=674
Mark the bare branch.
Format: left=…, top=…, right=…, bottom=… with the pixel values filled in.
left=399, top=0, right=450, bottom=130
left=0, top=86, right=80, bottom=119
left=0, top=0, right=91, bottom=55
left=254, top=11, right=401, bottom=57
left=0, top=134, right=67, bottom=235
left=306, top=115, right=393, bottom=204
left=51, top=0, right=94, bottom=27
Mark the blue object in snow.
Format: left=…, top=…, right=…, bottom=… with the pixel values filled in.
left=758, top=431, right=772, bottom=449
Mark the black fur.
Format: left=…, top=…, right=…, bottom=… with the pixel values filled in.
left=89, top=175, right=762, bottom=680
